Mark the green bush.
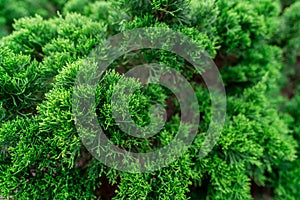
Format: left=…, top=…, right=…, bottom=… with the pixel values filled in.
left=0, top=0, right=67, bottom=38
left=0, top=0, right=299, bottom=199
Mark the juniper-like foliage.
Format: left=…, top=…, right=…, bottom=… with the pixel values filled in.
left=0, top=0, right=299, bottom=199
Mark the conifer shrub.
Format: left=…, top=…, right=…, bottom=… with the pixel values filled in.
left=0, top=0, right=67, bottom=38
left=0, top=0, right=299, bottom=199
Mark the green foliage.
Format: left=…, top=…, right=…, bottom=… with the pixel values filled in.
left=0, top=0, right=300, bottom=199
left=274, top=86, right=300, bottom=199
left=0, top=13, right=106, bottom=122
left=119, top=0, right=191, bottom=25
left=0, top=47, right=43, bottom=123
left=280, top=1, right=300, bottom=65
left=0, top=0, right=66, bottom=37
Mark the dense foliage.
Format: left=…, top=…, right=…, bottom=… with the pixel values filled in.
left=0, top=0, right=68, bottom=37
left=0, top=0, right=299, bottom=199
